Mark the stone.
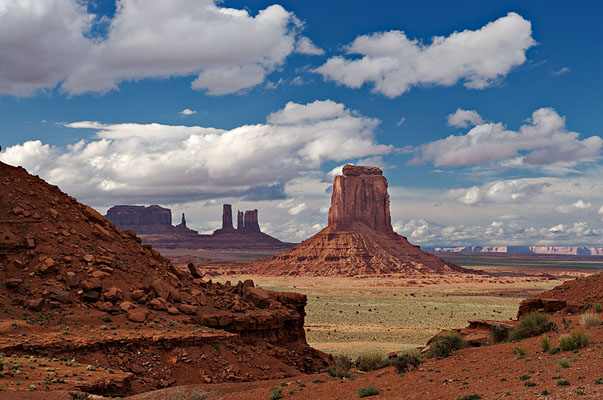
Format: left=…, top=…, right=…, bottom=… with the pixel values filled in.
left=103, top=286, right=123, bottom=302
left=49, top=287, right=71, bottom=304
left=49, top=208, right=58, bottom=219
left=177, top=304, right=197, bottom=315
left=82, top=291, right=100, bottom=302
left=27, top=298, right=45, bottom=311
left=188, top=263, right=202, bottom=278
left=150, top=279, right=176, bottom=301
left=119, top=301, right=134, bottom=311
left=243, top=287, right=271, bottom=308
left=167, top=306, right=180, bottom=315
left=127, top=308, right=149, bottom=323
left=91, top=270, right=106, bottom=279
left=148, top=297, right=168, bottom=311
left=38, top=257, right=56, bottom=274
left=81, top=279, right=103, bottom=292
left=83, top=205, right=106, bottom=226
left=5, top=278, right=23, bottom=288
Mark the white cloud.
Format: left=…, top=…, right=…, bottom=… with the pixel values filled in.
left=394, top=218, right=603, bottom=247
left=554, top=200, right=593, bottom=214
left=0, top=100, right=391, bottom=204
left=288, top=203, right=307, bottom=215
left=295, top=36, right=324, bottom=55
left=396, top=117, right=406, bottom=126
left=411, top=107, right=602, bottom=167
left=552, top=67, right=570, bottom=76
left=0, top=0, right=95, bottom=96
left=314, top=12, right=535, bottom=98
left=0, top=0, right=312, bottom=96
left=447, top=108, right=484, bottom=128
left=179, top=108, right=197, bottom=116
left=451, top=179, right=551, bottom=205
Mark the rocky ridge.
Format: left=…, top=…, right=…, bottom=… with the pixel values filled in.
left=0, top=161, right=327, bottom=395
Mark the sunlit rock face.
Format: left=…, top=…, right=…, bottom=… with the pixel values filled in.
left=254, top=165, right=471, bottom=277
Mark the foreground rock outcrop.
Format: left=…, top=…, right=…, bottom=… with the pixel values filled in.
left=0, top=161, right=327, bottom=396
left=254, top=165, right=467, bottom=276
left=517, top=271, right=603, bottom=317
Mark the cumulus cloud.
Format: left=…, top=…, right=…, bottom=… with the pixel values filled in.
left=295, top=37, right=324, bottom=55
left=314, top=12, right=535, bottom=98
left=554, top=200, right=593, bottom=214
left=450, top=179, right=551, bottom=205
left=179, top=109, right=197, bottom=116
left=0, top=0, right=313, bottom=96
left=0, top=100, right=392, bottom=204
left=394, top=218, right=602, bottom=247
left=0, top=0, right=95, bottom=96
left=288, top=203, right=307, bottom=215
left=447, top=108, right=484, bottom=128
left=411, top=107, right=602, bottom=167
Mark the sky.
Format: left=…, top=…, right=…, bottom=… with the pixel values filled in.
left=1, top=0, right=602, bottom=247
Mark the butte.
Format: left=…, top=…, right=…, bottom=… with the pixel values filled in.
left=254, top=165, right=470, bottom=276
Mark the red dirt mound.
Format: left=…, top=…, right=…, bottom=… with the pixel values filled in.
left=517, top=271, right=603, bottom=317
left=0, top=161, right=328, bottom=395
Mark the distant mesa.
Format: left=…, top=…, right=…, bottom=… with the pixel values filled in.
left=254, top=164, right=470, bottom=276
left=105, top=203, right=292, bottom=251
left=427, top=245, right=603, bottom=257
left=106, top=205, right=197, bottom=236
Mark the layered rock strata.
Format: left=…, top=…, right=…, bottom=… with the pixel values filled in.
left=255, top=165, right=469, bottom=276
left=0, top=161, right=327, bottom=395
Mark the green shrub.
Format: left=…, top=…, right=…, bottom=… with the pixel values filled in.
left=557, top=380, right=570, bottom=386
left=392, top=349, right=423, bottom=373
left=358, top=386, right=379, bottom=398
left=525, top=381, right=537, bottom=387
left=456, top=395, right=482, bottom=400
left=68, top=393, right=90, bottom=400
left=540, top=390, right=551, bottom=395
left=513, top=345, right=526, bottom=357
left=355, top=352, right=390, bottom=371
left=595, top=303, right=601, bottom=313
left=326, top=355, right=354, bottom=378
left=580, top=313, right=601, bottom=328
left=559, top=331, right=591, bottom=351
left=426, top=332, right=467, bottom=358
left=540, top=335, right=551, bottom=352
left=509, top=312, right=556, bottom=341
left=491, top=324, right=510, bottom=342
left=557, top=359, right=571, bottom=368
left=269, top=386, right=283, bottom=400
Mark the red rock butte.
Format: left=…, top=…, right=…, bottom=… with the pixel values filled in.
left=254, top=164, right=469, bottom=276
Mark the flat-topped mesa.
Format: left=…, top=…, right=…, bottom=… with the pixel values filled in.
left=105, top=205, right=173, bottom=234
left=328, top=164, right=392, bottom=233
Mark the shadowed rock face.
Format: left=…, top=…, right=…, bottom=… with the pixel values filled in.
left=106, top=205, right=173, bottom=234
left=328, top=165, right=392, bottom=232
left=254, top=165, right=470, bottom=277
left=221, top=204, right=235, bottom=231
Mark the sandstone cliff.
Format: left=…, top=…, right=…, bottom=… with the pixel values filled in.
left=254, top=165, right=469, bottom=276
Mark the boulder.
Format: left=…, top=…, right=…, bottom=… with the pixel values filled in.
left=243, top=287, right=271, bottom=308
left=127, top=308, right=149, bottom=323
left=103, top=286, right=123, bottom=303
left=27, top=298, right=45, bottom=311
left=177, top=304, right=197, bottom=315
left=5, top=278, right=23, bottom=288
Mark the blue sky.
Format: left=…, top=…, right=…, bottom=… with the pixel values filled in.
left=1, top=0, right=602, bottom=246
